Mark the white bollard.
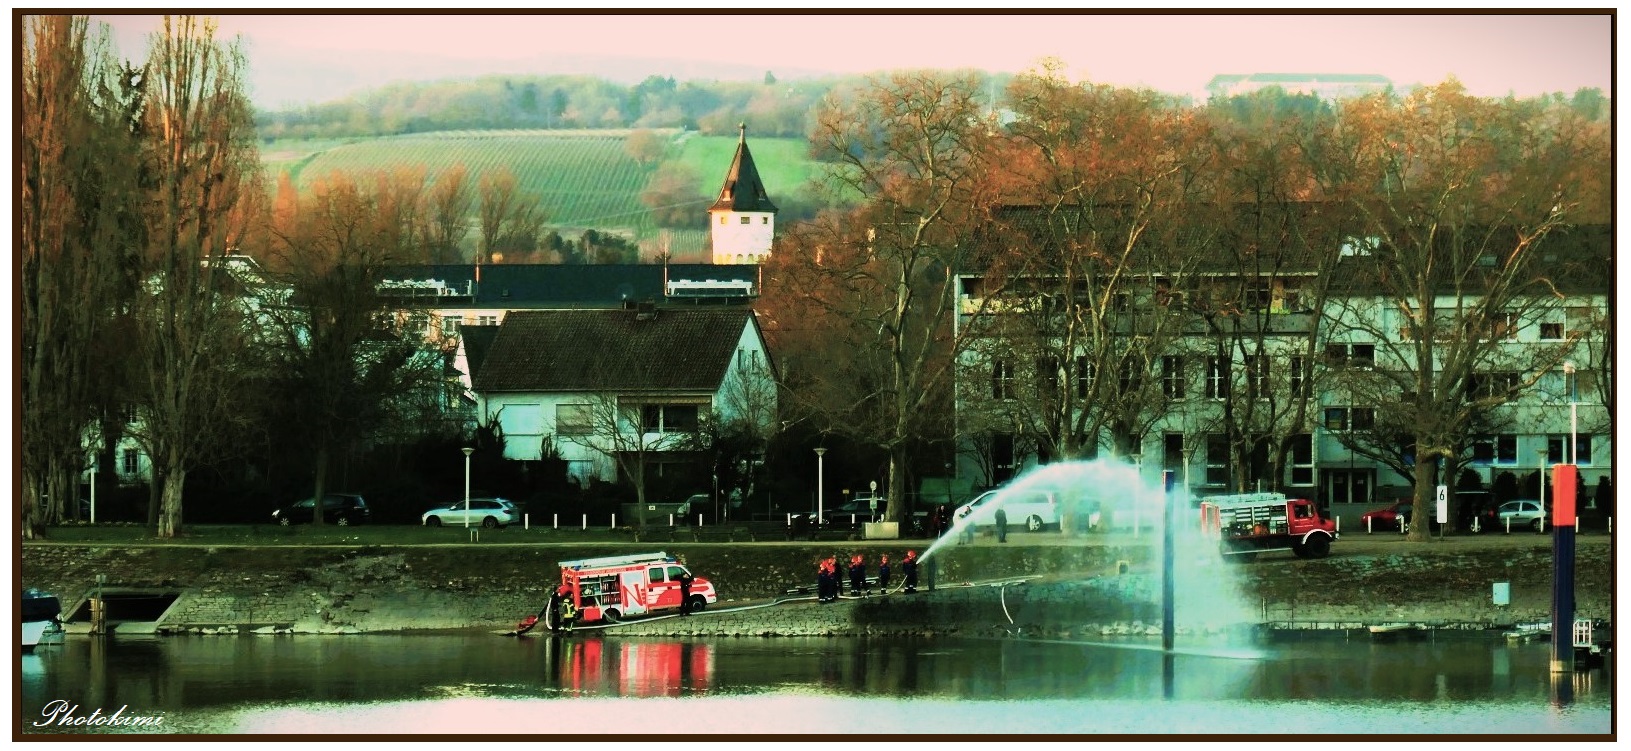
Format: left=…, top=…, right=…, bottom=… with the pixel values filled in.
left=524, top=513, right=529, bottom=530
left=697, top=513, right=702, bottom=527
left=1505, top=517, right=1511, bottom=534
left=1367, top=517, right=1373, bottom=534
left=553, top=513, right=558, bottom=530
left=611, top=514, right=617, bottom=529
left=582, top=514, right=587, bottom=531
left=669, top=514, right=675, bottom=526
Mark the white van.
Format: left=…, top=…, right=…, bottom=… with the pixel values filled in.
left=955, top=489, right=1060, bottom=532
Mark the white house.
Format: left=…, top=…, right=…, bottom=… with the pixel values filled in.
left=469, top=306, right=777, bottom=488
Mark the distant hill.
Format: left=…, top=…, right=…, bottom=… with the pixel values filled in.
left=264, top=129, right=830, bottom=260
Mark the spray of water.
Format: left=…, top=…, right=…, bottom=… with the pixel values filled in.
left=919, top=459, right=1258, bottom=633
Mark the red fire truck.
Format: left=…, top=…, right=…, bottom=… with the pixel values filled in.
left=1199, top=492, right=1338, bottom=560
left=540, top=552, right=718, bottom=631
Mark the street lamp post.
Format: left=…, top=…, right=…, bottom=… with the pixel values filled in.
left=1132, top=453, right=1143, bottom=538
left=462, top=447, right=474, bottom=529
left=1537, top=447, right=1548, bottom=530
left=814, top=448, right=827, bottom=530
left=1564, top=361, right=1578, bottom=467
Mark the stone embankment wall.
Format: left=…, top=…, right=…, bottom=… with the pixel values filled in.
left=20, top=537, right=1612, bottom=636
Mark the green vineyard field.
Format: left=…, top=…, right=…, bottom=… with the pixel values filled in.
left=264, top=130, right=827, bottom=249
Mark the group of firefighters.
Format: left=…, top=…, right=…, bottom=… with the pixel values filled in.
left=815, top=550, right=919, bottom=601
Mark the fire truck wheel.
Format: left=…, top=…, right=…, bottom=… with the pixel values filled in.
left=602, top=608, right=621, bottom=623
left=1025, top=515, right=1045, bottom=532
left=1292, top=541, right=1310, bottom=559
left=1305, top=535, right=1332, bottom=558
left=687, top=595, right=708, bottom=613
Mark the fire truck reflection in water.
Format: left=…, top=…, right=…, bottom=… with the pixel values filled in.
left=554, top=638, right=714, bottom=697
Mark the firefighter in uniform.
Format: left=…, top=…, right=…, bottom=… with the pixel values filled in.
left=902, top=550, right=918, bottom=593
left=849, top=554, right=865, bottom=596
left=557, top=586, right=578, bottom=632
left=995, top=507, right=1008, bottom=543
left=678, top=568, right=695, bottom=616
left=877, top=554, right=891, bottom=594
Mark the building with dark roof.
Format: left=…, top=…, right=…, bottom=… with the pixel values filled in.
left=469, top=307, right=776, bottom=486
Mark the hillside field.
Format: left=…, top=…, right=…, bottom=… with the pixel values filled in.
left=261, top=130, right=828, bottom=256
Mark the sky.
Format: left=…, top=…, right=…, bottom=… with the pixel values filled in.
left=90, top=12, right=1614, bottom=109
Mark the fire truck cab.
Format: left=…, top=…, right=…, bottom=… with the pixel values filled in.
left=1199, top=492, right=1337, bottom=560
left=544, top=552, right=717, bottom=630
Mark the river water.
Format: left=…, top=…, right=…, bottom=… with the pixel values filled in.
left=18, top=633, right=1610, bottom=736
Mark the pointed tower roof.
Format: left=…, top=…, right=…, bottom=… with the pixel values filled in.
left=709, top=123, right=778, bottom=213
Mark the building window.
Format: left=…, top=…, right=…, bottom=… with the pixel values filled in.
left=1289, top=355, right=1308, bottom=397
left=992, top=360, right=1015, bottom=399
left=740, top=216, right=751, bottom=225
left=1324, top=343, right=1374, bottom=368
left=442, top=316, right=461, bottom=336
left=556, top=404, right=592, bottom=436
left=1244, top=355, right=1269, bottom=397
left=641, top=404, right=699, bottom=434
left=1204, top=433, right=1229, bottom=486
left=1467, top=372, right=1520, bottom=401
left=407, top=312, right=429, bottom=334
left=1325, top=407, right=1372, bottom=432
left=1473, top=434, right=1518, bottom=464
left=1036, top=357, right=1059, bottom=399
left=719, top=216, right=726, bottom=225
left=477, top=315, right=498, bottom=326
left=121, top=448, right=139, bottom=475
left=1119, top=360, right=1142, bottom=394
left=1289, top=433, right=1313, bottom=485
left=762, top=217, right=769, bottom=225
left=1075, top=357, right=1094, bottom=398
left=1550, top=434, right=1593, bottom=465
left=1163, top=433, right=1185, bottom=473
left=1205, top=357, right=1229, bottom=399
left=1539, top=315, right=1565, bottom=341
left=1245, top=283, right=1272, bottom=310
left=1484, top=311, right=1519, bottom=341
left=1283, top=288, right=1304, bottom=312
left=1161, top=356, right=1185, bottom=399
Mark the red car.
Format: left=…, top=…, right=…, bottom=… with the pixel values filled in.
left=1360, top=501, right=1412, bottom=532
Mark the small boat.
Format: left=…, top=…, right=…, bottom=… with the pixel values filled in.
left=22, top=588, right=61, bottom=652
left=1503, top=622, right=1552, bottom=641
left=1368, top=623, right=1423, bottom=638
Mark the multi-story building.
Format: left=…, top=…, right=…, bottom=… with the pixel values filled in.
left=708, top=123, right=778, bottom=264
left=951, top=219, right=1611, bottom=512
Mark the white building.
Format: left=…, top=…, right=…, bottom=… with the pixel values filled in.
left=708, top=123, right=778, bottom=265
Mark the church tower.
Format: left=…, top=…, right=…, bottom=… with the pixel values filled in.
left=708, top=123, right=777, bottom=264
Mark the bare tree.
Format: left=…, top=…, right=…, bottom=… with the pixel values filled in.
left=477, top=167, right=547, bottom=263
left=1305, top=82, right=1608, bottom=542
left=19, top=15, right=139, bottom=536
left=766, top=70, right=994, bottom=527
left=422, top=164, right=473, bottom=263
left=128, top=15, right=262, bottom=538
left=957, top=65, right=1215, bottom=489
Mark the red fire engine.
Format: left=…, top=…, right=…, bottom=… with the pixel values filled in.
left=539, top=552, right=718, bottom=631
left=1199, top=492, right=1338, bottom=560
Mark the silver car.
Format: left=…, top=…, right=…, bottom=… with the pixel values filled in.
left=1496, top=499, right=1547, bottom=533
left=422, top=498, right=519, bottom=528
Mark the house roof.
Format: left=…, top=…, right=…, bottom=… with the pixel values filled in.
left=459, top=324, right=501, bottom=382
left=473, top=307, right=760, bottom=393
left=708, top=123, right=778, bottom=214
left=379, top=263, right=759, bottom=308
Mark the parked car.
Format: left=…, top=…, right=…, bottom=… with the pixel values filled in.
left=955, top=489, right=1059, bottom=532
left=790, top=498, right=882, bottom=529
left=1496, top=499, right=1547, bottom=533
left=272, top=493, right=371, bottom=526
left=1360, top=501, right=1411, bottom=532
left=421, top=498, right=518, bottom=528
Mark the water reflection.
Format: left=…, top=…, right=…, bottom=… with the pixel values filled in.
left=19, top=634, right=1611, bottom=735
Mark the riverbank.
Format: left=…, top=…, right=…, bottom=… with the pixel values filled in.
left=19, top=531, right=1611, bottom=636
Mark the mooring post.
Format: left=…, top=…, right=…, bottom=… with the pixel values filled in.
left=1551, top=463, right=1578, bottom=674
left=91, top=573, right=107, bottom=635
left=1161, top=470, right=1175, bottom=653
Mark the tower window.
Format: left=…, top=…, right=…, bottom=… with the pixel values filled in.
left=719, top=217, right=726, bottom=225
left=741, top=216, right=751, bottom=225
left=762, top=217, right=769, bottom=224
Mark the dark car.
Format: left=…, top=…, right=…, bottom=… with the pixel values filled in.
left=796, top=497, right=887, bottom=529
left=272, top=493, right=371, bottom=526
